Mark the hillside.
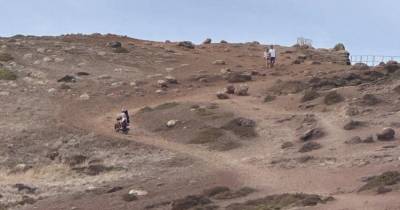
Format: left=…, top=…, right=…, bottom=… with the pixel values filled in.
left=1, top=34, right=400, bottom=210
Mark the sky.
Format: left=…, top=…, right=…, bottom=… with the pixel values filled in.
left=0, top=0, right=399, bottom=55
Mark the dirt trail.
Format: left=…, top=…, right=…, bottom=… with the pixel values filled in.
left=90, top=82, right=352, bottom=191
left=81, top=80, right=400, bottom=209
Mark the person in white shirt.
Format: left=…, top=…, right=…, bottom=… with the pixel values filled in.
left=269, top=45, right=276, bottom=68
left=263, top=47, right=271, bottom=68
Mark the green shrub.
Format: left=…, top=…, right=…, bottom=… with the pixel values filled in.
left=333, top=43, right=346, bottom=51
left=0, top=68, right=17, bottom=80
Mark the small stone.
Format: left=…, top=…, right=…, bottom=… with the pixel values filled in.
left=166, top=120, right=178, bottom=127
left=213, top=60, right=226, bottom=65
left=128, top=189, right=148, bottom=196
left=158, top=80, right=168, bottom=88
left=165, top=76, right=178, bottom=84
left=48, top=88, right=56, bottom=93
left=300, top=128, right=324, bottom=141
left=79, top=93, right=90, bottom=100
left=42, top=57, right=52, bottom=62
left=98, top=74, right=111, bottom=79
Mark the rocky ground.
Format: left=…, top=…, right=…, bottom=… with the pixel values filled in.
left=1, top=34, right=400, bottom=210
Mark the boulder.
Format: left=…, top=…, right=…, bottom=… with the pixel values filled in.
left=203, top=38, right=212, bottom=44
left=216, top=91, right=229, bottom=99
left=236, top=84, right=249, bottom=96
left=324, top=91, right=344, bottom=105
left=225, top=85, right=235, bottom=94
left=178, top=41, right=195, bottom=49
left=107, top=41, right=122, bottom=48
left=220, top=40, right=228, bottom=44
left=377, top=128, right=395, bottom=141
left=300, top=128, right=324, bottom=141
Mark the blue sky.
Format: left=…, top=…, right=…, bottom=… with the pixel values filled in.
left=0, top=0, right=399, bottom=55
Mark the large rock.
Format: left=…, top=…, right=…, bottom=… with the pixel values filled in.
left=377, top=128, right=395, bottom=141
left=236, top=84, right=249, bottom=96
left=107, top=41, right=122, bottom=48
left=165, top=76, right=178, bottom=84
left=203, top=38, right=212, bottom=44
left=178, top=41, right=195, bottom=49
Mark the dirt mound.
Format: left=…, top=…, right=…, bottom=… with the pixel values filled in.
left=226, top=193, right=333, bottom=210
left=203, top=186, right=256, bottom=200
left=136, top=102, right=257, bottom=151
left=171, top=195, right=212, bottom=210
left=359, top=171, right=400, bottom=192
left=324, top=91, right=344, bottom=105
left=269, top=80, right=307, bottom=95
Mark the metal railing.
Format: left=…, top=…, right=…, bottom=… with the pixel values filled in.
left=350, top=55, right=400, bottom=66
left=297, top=37, right=313, bottom=47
